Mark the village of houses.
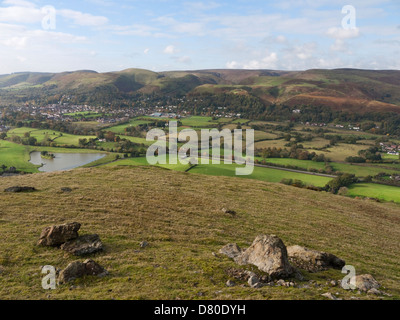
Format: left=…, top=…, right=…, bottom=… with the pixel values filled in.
left=1, top=100, right=400, bottom=158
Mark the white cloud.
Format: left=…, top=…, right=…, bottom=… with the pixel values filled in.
left=3, top=0, right=35, bottom=7
left=2, top=35, right=27, bottom=48
left=0, top=2, right=43, bottom=23
left=326, top=27, right=360, bottom=39
left=144, top=48, right=150, bottom=54
left=226, top=61, right=239, bottom=69
left=183, top=1, right=221, bottom=12
left=154, top=16, right=206, bottom=36
left=227, top=52, right=278, bottom=70
left=109, top=24, right=158, bottom=37
left=0, top=1, right=108, bottom=27
left=58, top=9, right=108, bottom=27
left=164, top=45, right=177, bottom=54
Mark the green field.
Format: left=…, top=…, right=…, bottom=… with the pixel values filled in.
left=107, top=119, right=154, bottom=134
left=259, top=157, right=399, bottom=177
left=0, top=140, right=39, bottom=173
left=180, top=116, right=218, bottom=127
left=190, top=163, right=331, bottom=187
left=104, top=156, right=190, bottom=172
left=0, top=140, right=109, bottom=173
left=382, top=154, right=399, bottom=160
left=8, top=127, right=96, bottom=147
left=348, top=183, right=400, bottom=203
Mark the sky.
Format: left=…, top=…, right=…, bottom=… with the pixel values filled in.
left=0, top=0, right=399, bottom=74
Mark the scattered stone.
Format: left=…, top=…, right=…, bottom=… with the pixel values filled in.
left=226, top=280, right=236, bottom=287
left=248, top=275, right=262, bottom=288
left=367, top=288, right=382, bottom=296
left=58, top=259, right=108, bottom=284
left=221, top=208, right=236, bottom=216
left=276, top=279, right=286, bottom=287
left=235, top=235, right=295, bottom=279
left=61, top=234, right=103, bottom=256
left=4, top=186, right=36, bottom=193
left=226, top=268, right=251, bottom=281
left=219, top=243, right=243, bottom=261
left=38, top=222, right=81, bottom=246
left=140, top=241, right=149, bottom=249
left=330, top=280, right=339, bottom=287
left=287, top=245, right=345, bottom=272
left=351, top=274, right=381, bottom=292
left=61, top=187, right=72, bottom=193
left=321, top=292, right=341, bottom=300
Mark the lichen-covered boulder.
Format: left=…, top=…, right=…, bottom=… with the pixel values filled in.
left=38, top=222, right=81, bottom=246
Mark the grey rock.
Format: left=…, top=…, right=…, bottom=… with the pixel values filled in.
left=61, top=187, right=72, bottom=193
left=58, top=259, right=108, bottom=284
left=236, top=235, right=295, bottom=278
left=351, top=274, right=381, bottom=292
left=38, top=222, right=81, bottom=246
left=140, top=241, right=149, bottom=248
left=276, top=279, right=286, bottom=287
left=222, top=208, right=236, bottom=216
left=226, top=280, right=236, bottom=287
left=330, top=280, right=339, bottom=287
left=248, top=275, right=262, bottom=288
left=322, top=292, right=341, bottom=300
left=287, top=245, right=345, bottom=272
left=61, top=234, right=103, bottom=256
left=219, top=243, right=243, bottom=261
left=367, top=288, right=382, bottom=296
left=5, top=186, right=36, bottom=193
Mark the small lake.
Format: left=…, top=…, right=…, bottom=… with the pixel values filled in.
left=29, top=152, right=106, bottom=172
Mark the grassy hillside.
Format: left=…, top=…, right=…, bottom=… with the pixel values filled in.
left=0, top=166, right=399, bottom=300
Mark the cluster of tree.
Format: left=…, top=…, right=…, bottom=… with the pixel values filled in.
left=346, top=146, right=382, bottom=163
left=9, top=134, right=37, bottom=146
left=325, top=174, right=358, bottom=194
left=256, top=145, right=329, bottom=162
left=124, top=120, right=171, bottom=137
left=324, top=134, right=358, bottom=145
left=40, top=151, right=55, bottom=159
left=280, top=173, right=359, bottom=195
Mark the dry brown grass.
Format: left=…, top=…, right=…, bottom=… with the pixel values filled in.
left=0, top=166, right=399, bottom=300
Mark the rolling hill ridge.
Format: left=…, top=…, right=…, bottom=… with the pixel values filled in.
left=1, top=68, right=400, bottom=114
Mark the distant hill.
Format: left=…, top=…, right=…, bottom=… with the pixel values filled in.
left=1, top=68, right=400, bottom=114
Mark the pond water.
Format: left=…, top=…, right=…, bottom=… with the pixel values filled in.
left=29, top=152, right=106, bottom=172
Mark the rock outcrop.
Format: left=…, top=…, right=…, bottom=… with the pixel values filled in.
left=235, top=235, right=295, bottom=278
left=351, top=274, right=381, bottom=292
left=58, top=259, right=108, bottom=284
left=4, top=186, right=36, bottom=193
left=219, top=243, right=243, bottom=261
left=60, top=234, right=103, bottom=256
left=287, top=245, right=345, bottom=272
left=38, top=222, right=81, bottom=246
